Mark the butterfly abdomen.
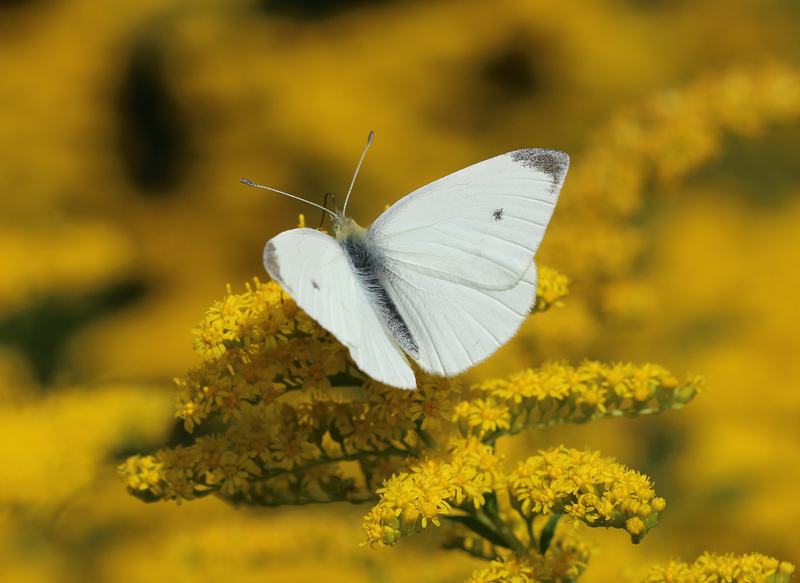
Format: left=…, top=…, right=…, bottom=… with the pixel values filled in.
left=337, top=226, right=420, bottom=359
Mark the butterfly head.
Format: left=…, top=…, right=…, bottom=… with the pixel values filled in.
left=332, top=214, right=367, bottom=241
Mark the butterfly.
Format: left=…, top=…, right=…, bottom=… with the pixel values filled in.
left=245, top=136, right=568, bottom=390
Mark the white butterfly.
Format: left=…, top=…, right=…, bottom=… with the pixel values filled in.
left=246, top=137, right=568, bottom=390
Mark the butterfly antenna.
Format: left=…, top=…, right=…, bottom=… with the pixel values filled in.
left=318, top=192, right=337, bottom=229
left=341, top=130, right=374, bottom=216
left=240, top=178, right=337, bottom=218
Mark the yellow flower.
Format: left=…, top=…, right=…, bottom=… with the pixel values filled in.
left=296, top=339, right=345, bottom=391
left=465, top=533, right=592, bottom=583
left=468, top=398, right=511, bottom=433
left=118, top=454, right=164, bottom=494
left=344, top=415, right=384, bottom=451
left=534, top=266, right=571, bottom=312
left=469, top=360, right=702, bottom=437
left=206, top=451, right=262, bottom=496
left=364, top=382, right=414, bottom=429
left=271, top=432, right=320, bottom=470
left=111, top=63, right=800, bottom=580
left=508, top=447, right=664, bottom=544
left=191, top=317, right=228, bottom=360
left=408, top=384, right=456, bottom=432
left=451, top=399, right=472, bottom=424
left=176, top=396, right=207, bottom=433
left=488, top=377, right=531, bottom=404
left=646, top=554, right=795, bottom=583
left=207, top=294, right=245, bottom=329
left=364, top=439, right=501, bottom=547
left=455, top=436, right=505, bottom=491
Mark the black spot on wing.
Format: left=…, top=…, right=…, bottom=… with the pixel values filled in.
left=311, top=279, right=320, bottom=290
left=493, top=208, right=504, bottom=221
left=509, top=149, right=569, bottom=187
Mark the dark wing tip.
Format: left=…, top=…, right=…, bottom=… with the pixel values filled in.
left=263, top=240, right=283, bottom=285
left=508, top=149, right=570, bottom=184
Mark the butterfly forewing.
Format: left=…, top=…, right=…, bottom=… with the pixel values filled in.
left=369, top=149, right=568, bottom=290
left=264, top=229, right=416, bottom=389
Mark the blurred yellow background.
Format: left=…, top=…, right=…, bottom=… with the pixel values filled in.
left=1, top=0, right=798, bottom=581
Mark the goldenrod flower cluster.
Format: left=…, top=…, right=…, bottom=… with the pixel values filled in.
left=547, top=64, right=800, bottom=327
left=569, top=65, right=800, bottom=222
left=362, top=436, right=501, bottom=547
left=362, top=443, right=664, bottom=553
left=532, top=266, right=570, bottom=313
left=117, top=270, right=791, bottom=582
left=465, top=531, right=591, bottom=583
left=119, top=278, right=475, bottom=505
left=567, top=62, right=800, bottom=241
left=119, top=273, right=702, bottom=518
left=465, top=361, right=703, bottom=441
left=119, top=269, right=568, bottom=493
left=180, top=278, right=349, bottom=431
left=508, top=447, right=664, bottom=544
left=646, top=553, right=796, bottom=583
left=119, top=381, right=421, bottom=505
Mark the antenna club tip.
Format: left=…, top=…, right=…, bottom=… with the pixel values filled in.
left=367, top=130, right=374, bottom=143
left=241, top=178, right=254, bottom=186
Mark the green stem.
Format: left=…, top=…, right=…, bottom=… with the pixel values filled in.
left=219, top=489, right=380, bottom=508
left=483, top=508, right=526, bottom=554
left=538, top=514, right=562, bottom=554
left=414, top=420, right=440, bottom=451
left=525, top=513, right=535, bottom=546
left=483, top=400, right=691, bottom=443
left=154, top=446, right=410, bottom=504
left=455, top=495, right=527, bottom=554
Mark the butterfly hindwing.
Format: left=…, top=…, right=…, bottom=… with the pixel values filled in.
left=380, top=257, right=539, bottom=376
left=264, top=229, right=416, bottom=389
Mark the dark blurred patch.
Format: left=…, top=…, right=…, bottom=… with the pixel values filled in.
left=257, top=0, right=395, bottom=19
left=782, top=0, right=800, bottom=14
left=703, top=478, right=749, bottom=510
left=693, top=124, right=800, bottom=207
left=293, top=157, right=341, bottom=211
left=478, top=39, right=544, bottom=101
left=117, top=38, right=188, bottom=195
left=111, top=418, right=192, bottom=461
left=626, top=0, right=681, bottom=9
left=671, top=313, right=743, bottom=356
left=113, top=407, right=236, bottom=461
left=636, top=420, right=683, bottom=481
left=0, top=0, right=37, bottom=8
left=0, top=280, right=147, bottom=385
left=430, top=32, right=552, bottom=134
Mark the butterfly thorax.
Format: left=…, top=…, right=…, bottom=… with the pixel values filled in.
left=333, top=215, right=420, bottom=360
left=332, top=215, right=366, bottom=240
